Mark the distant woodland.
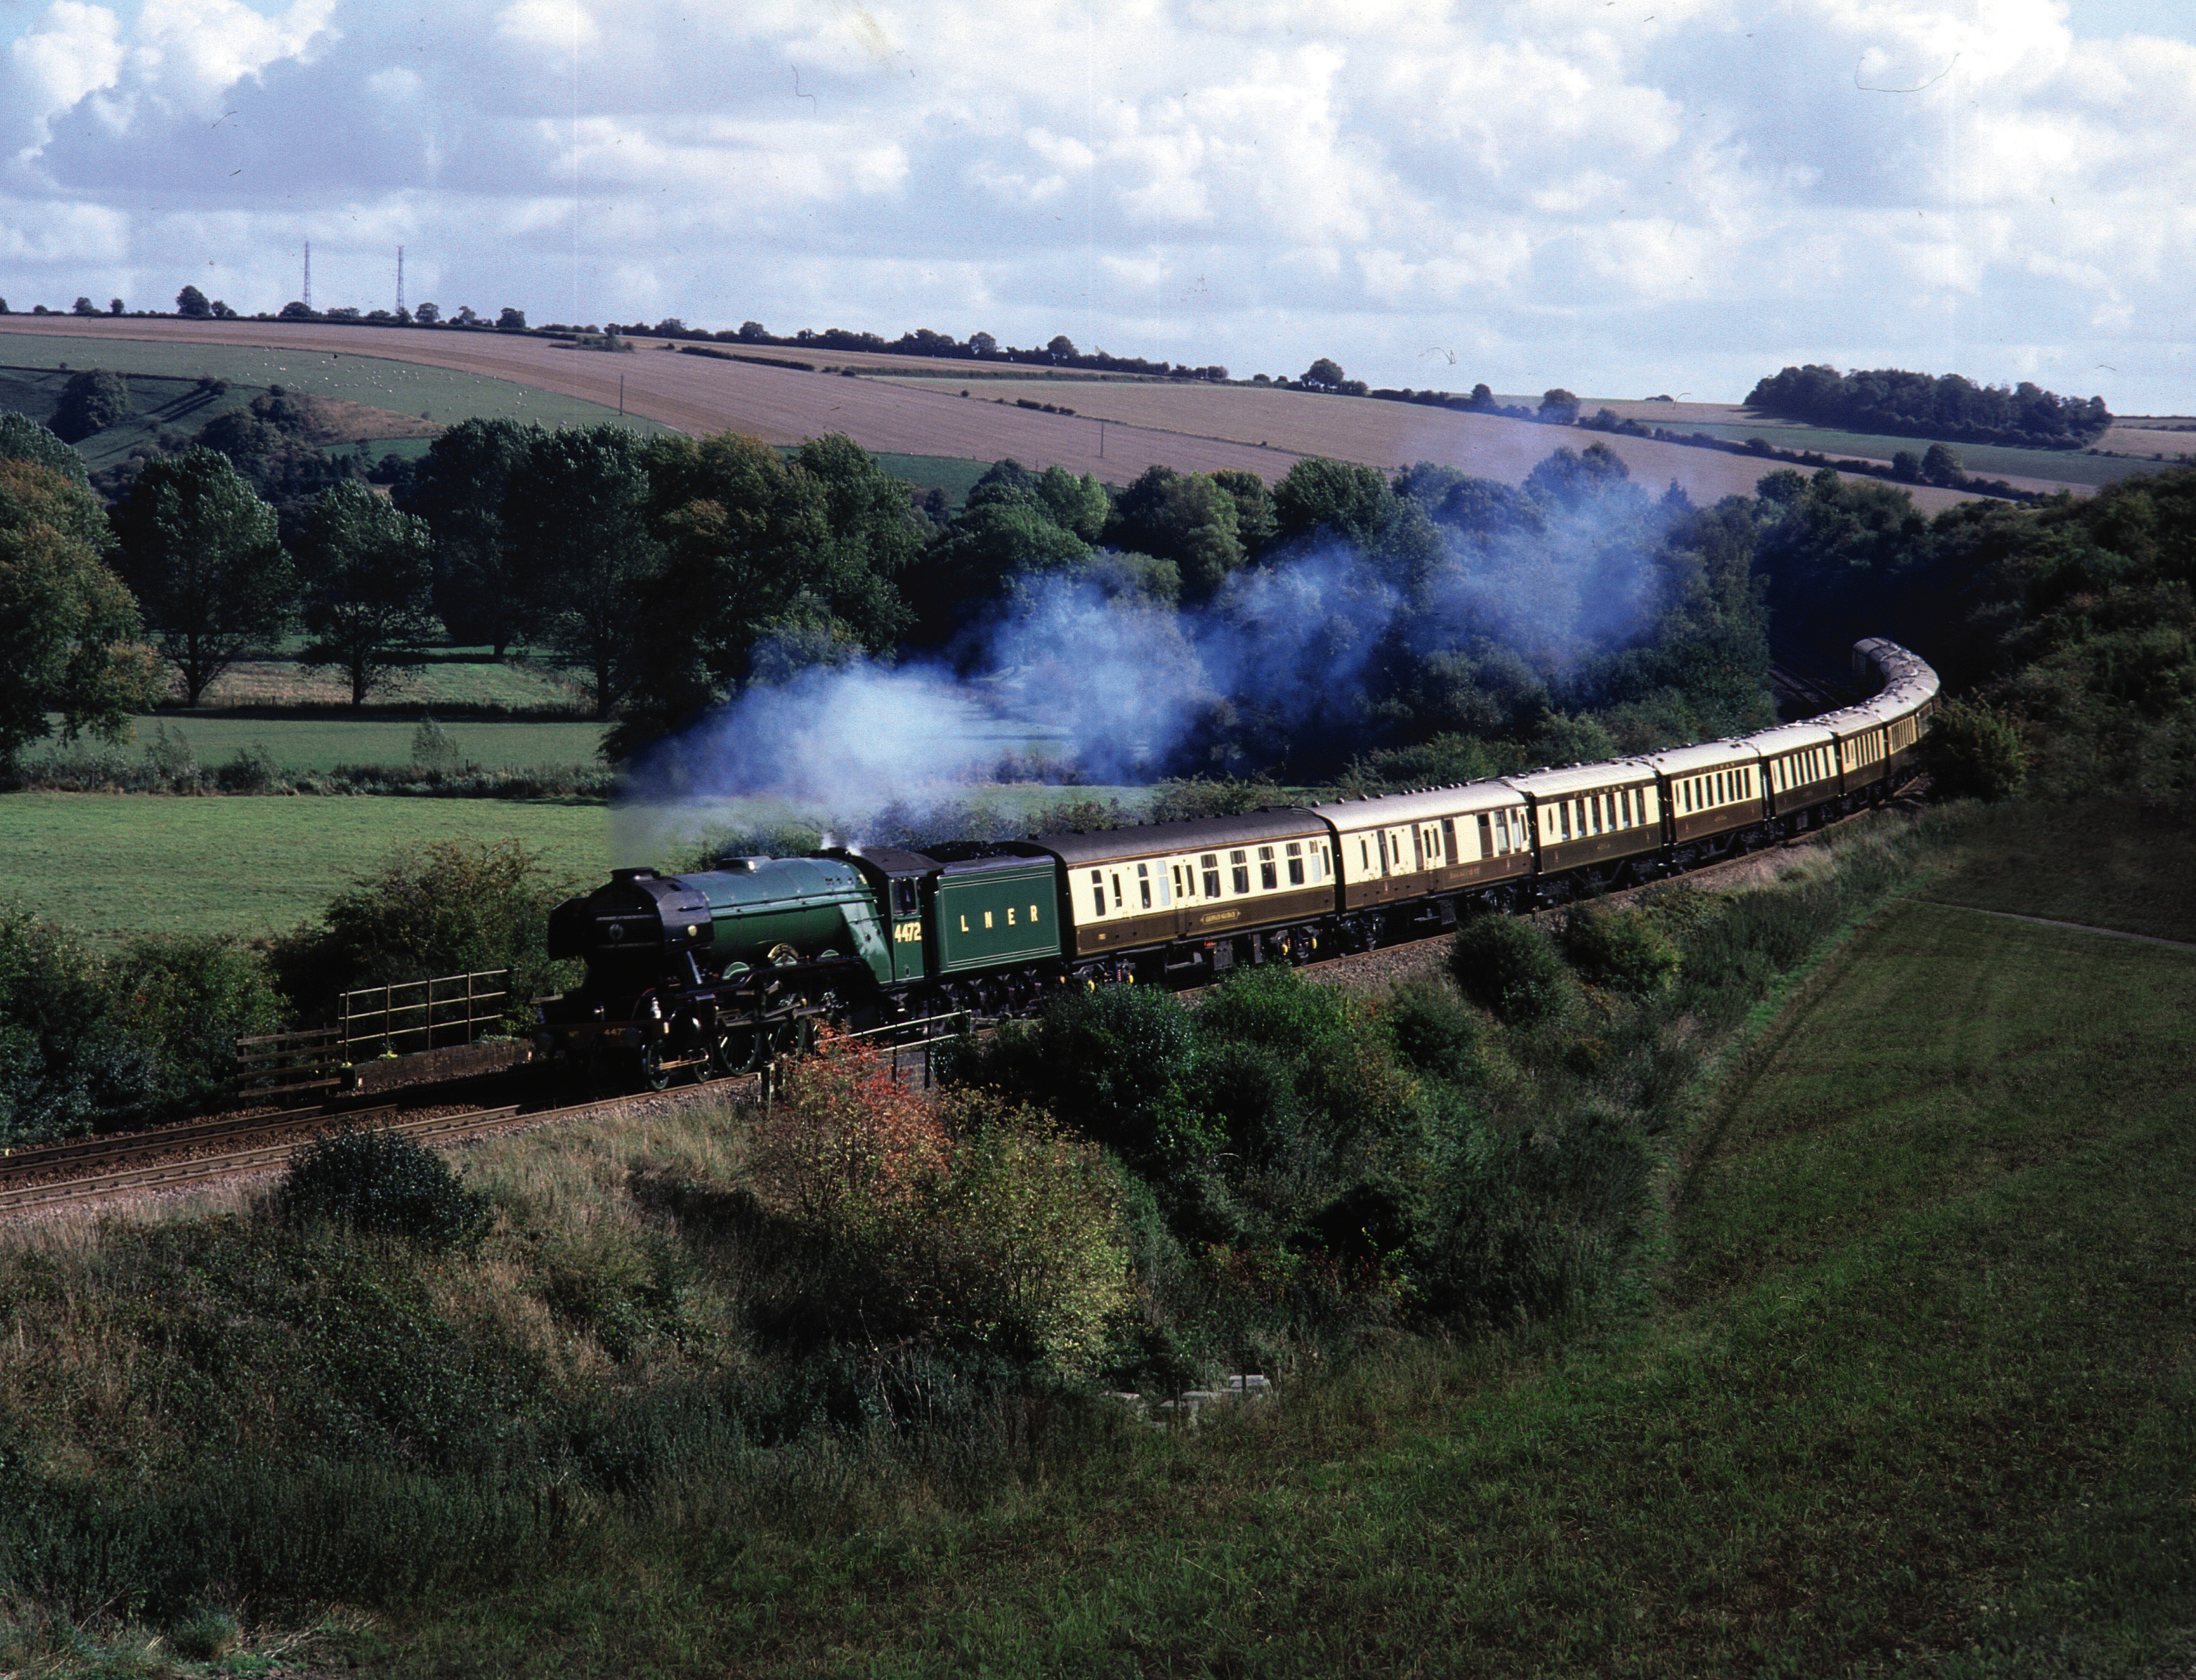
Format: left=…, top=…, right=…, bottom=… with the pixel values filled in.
left=1746, top=364, right=2113, bottom=451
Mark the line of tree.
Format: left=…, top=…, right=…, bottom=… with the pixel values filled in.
left=1745, top=364, right=2113, bottom=451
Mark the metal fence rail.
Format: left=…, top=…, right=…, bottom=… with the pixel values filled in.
left=338, top=969, right=511, bottom=1057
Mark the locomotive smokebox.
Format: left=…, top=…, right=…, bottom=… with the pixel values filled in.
left=546, top=868, right=714, bottom=961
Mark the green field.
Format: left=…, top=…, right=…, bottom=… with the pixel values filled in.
left=335, top=812, right=2196, bottom=1676
left=1675, top=419, right=2147, bottom=486
left=0, top=793, right=622, bottom=938
left=0, top=333, right=667, bottom=461
left=88, top=714, right=609, bottom=774
left=866, top=450, right=993, bottom=506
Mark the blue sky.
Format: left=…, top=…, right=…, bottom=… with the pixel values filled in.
left=4, top=0, right=2194, bottom=410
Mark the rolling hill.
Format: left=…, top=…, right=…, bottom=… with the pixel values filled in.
left=0, top=316, right=2043, bottom=510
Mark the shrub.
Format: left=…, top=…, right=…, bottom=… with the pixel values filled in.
left=1382, top=979, right=1487, bottom=1086
left=1450, top=913, right=1576, bottom=1025
left=110, top=934, right=285, bottom=1110
left=943, top=983, right=1213, bottom=1177
left=411, top=715, right=463, bottom=774
left=1919, top=697, right=2030, bottom=801
left=749, top=1040, right=1128, bottom=1372
left=212, top=742, right=278, bottom=791
left=0, top=904, right=164, bottom=1143
left=1560, top=903, right=1681, bottom=995
left=168, top=1607, right=240, bottom=1661
left=278, top=1126, right=494, bottom=1250
left=272, top=838, right=578, bottom=1020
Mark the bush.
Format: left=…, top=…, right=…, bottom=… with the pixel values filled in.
left=278, top=1127, right=494, bottom=1250
left=944, top=982, right=1213, bottom=1178
left=110, top=934, right=285, bottom=1111
left=168, top=1607, right=240, bottom=1661
left=1919, top=698, right=2030, bottom=801
left=1383, top=979, right=1486, bottom=1086
left=1560, top=903, right=1681, bottom=995
left=272, top=838, right=578, bottom=1020
left=0, top=904, right=165, bottom=1143
left=1450, top=913, right=1576, bottom=1025
left=748, top=1041, right=1128, bottom=1372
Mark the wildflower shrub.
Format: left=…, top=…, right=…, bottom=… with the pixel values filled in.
left=744, top=1035, right=1128, bottom=1373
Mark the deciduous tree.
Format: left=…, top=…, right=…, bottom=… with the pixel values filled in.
left=404, top=418, right=539, bottom=655
left=0, top=461, right=161, bottom=771
left=294, top=482, right=440, bottom=706
left=112, top=450, right=295, bottom=705
left=503, top=426, right=657, bottom=719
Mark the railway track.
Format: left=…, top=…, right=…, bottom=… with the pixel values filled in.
left=0, top=1103, right=537, bottom=1216
left=4, top=787, right=1922, bottom=1222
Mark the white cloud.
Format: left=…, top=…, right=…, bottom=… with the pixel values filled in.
left=1, top=0, right=2194, bottom=406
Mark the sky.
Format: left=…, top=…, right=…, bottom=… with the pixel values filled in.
left=4, top=0, right=2194, bottom=411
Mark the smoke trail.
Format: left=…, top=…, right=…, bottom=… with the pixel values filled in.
left=623, top=447, right=1690, bottom=834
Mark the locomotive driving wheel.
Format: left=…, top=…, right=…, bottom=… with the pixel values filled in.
left=710, top=1021, right=763, bottom=1077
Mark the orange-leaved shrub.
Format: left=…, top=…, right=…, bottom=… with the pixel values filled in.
left=750, top=1033, right=1129, bottom=1372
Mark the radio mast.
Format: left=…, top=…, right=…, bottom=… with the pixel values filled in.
left=302, top=240, right=312, bottom=310
left=396, top=246, right=405, bottom=315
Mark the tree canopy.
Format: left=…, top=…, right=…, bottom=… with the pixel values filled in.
left=0, top=461, right=160, bottom=770
left=112, top=450, right=294, bottom=706
left=1746, top=364, right=2111, bottom=450
left=293, top=482, right=440, bottom=706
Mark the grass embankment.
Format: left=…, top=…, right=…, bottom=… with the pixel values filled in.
left=337, top=821, right=2194, bottom=1676
left=2, top=802, right=2189, bottom=1674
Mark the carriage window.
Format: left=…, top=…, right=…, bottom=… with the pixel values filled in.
left=891, top=879, right=917, bottom=916
left=1089, top=870, right=1106, bottom=918
left=1316, top=843, right=1329, bottom=878
left=1442, top=817, right=1457, bottom=863
left=1559, top=802, right=1573, bottom=841
left=1359, top=837, right=1371, bottom=874
left=1477, top=813, right=1493, bottom=858
left=1156, top=864, right=1172, bottom=908
left=1173, top=863, right=1189, bottom=900
left=1285, top=842, right=1305, bottom=886
left=1111, top=873, right=1123, bottom=909
left=1231, top=851, right=1251, bottom=895
left=1202, top=853, right=1222, bottom=898
left=1258, top=846, right=1277, bottom=890
left=1137, top=862, right=1153, bottom=910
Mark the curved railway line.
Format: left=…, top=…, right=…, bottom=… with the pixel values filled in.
left=0, top=779, right=1923, bottom=1223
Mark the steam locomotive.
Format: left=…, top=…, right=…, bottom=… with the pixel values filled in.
left=535, top=638, right=1937, bottom=1088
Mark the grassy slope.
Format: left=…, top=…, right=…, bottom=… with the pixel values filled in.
left=355, top=812, right=2196, bottom=1676
left=0, top=331, right=665, bottom=439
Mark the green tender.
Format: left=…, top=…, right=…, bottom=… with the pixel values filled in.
left=932, top=860, right=1062, bottom=974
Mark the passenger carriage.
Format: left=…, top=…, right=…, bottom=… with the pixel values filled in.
left=1027, top=810, right=1338, bottom=979
left=1642, top=739, right=1767, bottom=863
left=1309, top=783, right=1535, bottom=924
left=1500, top=762, right=1663, bottom=896
left=1749, top=721, right=1845, bottom=830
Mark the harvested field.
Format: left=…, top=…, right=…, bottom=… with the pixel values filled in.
left=2, top=318, right=2038, bottom=503
left=0, top=317, right=1297, bottom=487
left=878, top=376, right=1995, bottom=511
